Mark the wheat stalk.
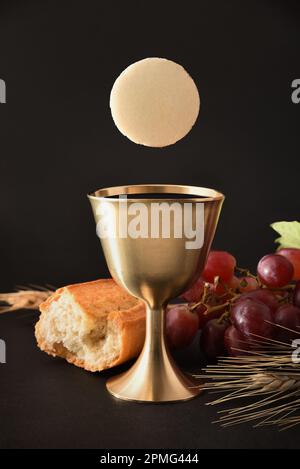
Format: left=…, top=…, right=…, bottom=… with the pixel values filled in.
left=196, top=327, right=300, bottom=430
left=0, top=286, right=53, bottom=313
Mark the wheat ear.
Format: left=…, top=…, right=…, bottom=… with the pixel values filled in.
left=196, top=327, right=300, bottom=430
left=0, top=286, right=53, bottom=313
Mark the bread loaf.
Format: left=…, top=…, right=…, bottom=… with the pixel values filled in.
left=35, top=279, right=146, bottom=372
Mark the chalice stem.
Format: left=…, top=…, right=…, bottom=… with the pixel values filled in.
left=106, top=303, right=201, bottom=402
left=144, top=303, right=167, bottom=364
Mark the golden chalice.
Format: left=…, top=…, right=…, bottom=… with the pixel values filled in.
left=88, top=184, right=224, bottom=402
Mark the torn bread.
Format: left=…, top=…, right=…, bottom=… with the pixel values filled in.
left=35, top=279, right=146, bottom=372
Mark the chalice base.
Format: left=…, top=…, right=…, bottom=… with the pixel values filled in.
left=106, top=347, right=202, bottom=403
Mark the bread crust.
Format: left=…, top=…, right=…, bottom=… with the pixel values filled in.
left=35, top=279, right=146, bottom=372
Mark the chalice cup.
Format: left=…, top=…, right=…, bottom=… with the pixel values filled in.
left=88, top=184, right=224, bottom=402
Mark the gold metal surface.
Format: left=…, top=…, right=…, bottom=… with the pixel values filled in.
left=88, top=184, right=224, bottom=402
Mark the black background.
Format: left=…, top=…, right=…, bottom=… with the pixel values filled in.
left=0, top=0, right=299, bottom=289
left=0, top=0, right=300, bottom=451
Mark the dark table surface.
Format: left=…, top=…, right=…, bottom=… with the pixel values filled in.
left=0, top=309, right=299, bottom=449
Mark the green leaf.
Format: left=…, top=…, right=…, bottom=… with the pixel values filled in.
left=271, top=221, right=300, bottom=249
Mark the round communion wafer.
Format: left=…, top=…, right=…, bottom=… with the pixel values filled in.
left=109, top=57, right=200, bottom=147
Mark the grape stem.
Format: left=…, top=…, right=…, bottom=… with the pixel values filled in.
left=217, top=310, right=231, bottom=324
left=236, top=267, right=262, bottom=287
left=190, top=294, right=240, bottom=316
left=188, top=265, right=296, bottom=322
left=235, top=267, right=257, bottom=280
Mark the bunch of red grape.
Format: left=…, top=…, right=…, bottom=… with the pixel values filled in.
left=166, top=249, right=300, bottom=358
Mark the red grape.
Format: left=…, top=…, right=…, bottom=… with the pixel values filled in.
left=224, top=325, right=248, bottom=356
left=166, top=305, right=199, bottom=349
left=231, top=298, right=273, bottom=338
left=194, top=303, right=208, bottom=328
left=229, top=275, right=242, bottom=291
left=195, top=303, right=224, bottom=328
left=238, top=288, right=278, bottom=314
left=238, top=276, right=259, bottom=293
left=257, top=254, right=294, bottom=288
left=278, top=248, right=300, bottom=280
left=293, top=281, right=300, bottom=308
left=274, top=304, right=300, bottom=341
left=200, top=319, right=227, bottom=358
left=209, top=281, right=227, bottom=296
left=181, top=276, right=205, bottom=302
left=203, top=251, right=236, bottom=283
